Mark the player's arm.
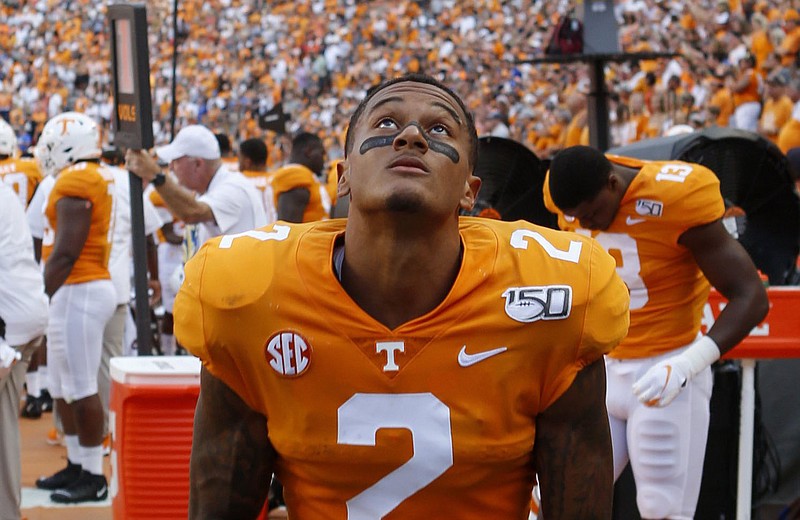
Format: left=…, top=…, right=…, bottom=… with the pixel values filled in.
left=189, top=366, right=274, bottom=520
left=633, top=220, right=769, bottom=407
left=277, top=187, right=310, bottom=222
left=32, top=237, right=42, bottom=263
left=125, top=150, right=215, bottom=225
left=679, top=220, right=769, bottom=351
left=44, top=197, right=91, bottom=297
left=160, top=221, right=183, bottom=245
left=534, top=358, right=612, bottom=519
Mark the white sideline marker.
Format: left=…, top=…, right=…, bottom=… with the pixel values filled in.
left=21, top=487, right=111, bottom=508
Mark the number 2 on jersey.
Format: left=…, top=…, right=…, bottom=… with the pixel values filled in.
left=338, top=393, right=453, bottom=519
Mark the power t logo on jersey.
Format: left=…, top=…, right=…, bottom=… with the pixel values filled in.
left=502, top=285, right=572, bottom=323
left=266, top=331, right=312, bottom=377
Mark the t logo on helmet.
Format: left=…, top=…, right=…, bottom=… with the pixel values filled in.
left=59, top=118, right=76, bottom=136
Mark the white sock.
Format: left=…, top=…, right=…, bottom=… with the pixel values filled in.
left=80, top=444, right=104, bottom=476
left=26, top=371, right=41, bottom=398
left=38, top=366, right=49, bottom=392
left=64, top=435, right=81, bottom=466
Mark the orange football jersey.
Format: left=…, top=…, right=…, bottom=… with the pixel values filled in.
left=544, top=155, right=725, bottom=359
left=268, top=163, right=331, bottom=221
left=42, top=161, right=115, bottom=284
left=175, top=218, right=629, bottom=519
left=326, top=159, right=341, bottom=207
left=0, top=157, right=42, bottom=208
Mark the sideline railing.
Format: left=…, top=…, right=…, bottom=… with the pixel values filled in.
left=703, top=287, right=800, bottom=520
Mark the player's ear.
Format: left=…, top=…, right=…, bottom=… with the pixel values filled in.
left=337, top=159, right=351, bottom=198
left=607, top=171, right=623, bottom=193
left=459, top=174, right=482, bottom=212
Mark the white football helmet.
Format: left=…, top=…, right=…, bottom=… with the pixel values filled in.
left=0, top=118, right=17, bottom=157
left=36, top=112, right=101, bottom=176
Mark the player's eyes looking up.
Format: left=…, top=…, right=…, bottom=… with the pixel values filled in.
left=375, top=118, right=451, bottom=137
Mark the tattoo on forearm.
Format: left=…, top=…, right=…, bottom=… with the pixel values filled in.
left=190, top=368, right=274, bottom=519
left=534, top=360, right=613, bottom=519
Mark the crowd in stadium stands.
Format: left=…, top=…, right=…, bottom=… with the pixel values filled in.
left=2, top=0, right=800, bottom=163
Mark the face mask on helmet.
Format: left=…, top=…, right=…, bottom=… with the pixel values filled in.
left=36, top=112, right=101, bottom=176
left=0, top=119, right=17, bottom=157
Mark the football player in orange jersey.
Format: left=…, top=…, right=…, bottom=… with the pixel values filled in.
left=33, top=112, right=117, bottom=503
left=0, top=118, right=42, bottom=209
left=545, top=146, right=769, bottom=519
left=215, top=132, right=240, bottom=172
left=175, top=74, right=630, bottom=519
left=268, top=131, right=331, bottom=222
left=238, top=137, right=276, bottom=221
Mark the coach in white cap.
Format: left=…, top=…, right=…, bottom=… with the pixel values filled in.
left=126, top=125, right=267, bottom=260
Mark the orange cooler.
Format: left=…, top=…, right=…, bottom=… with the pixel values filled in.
left=109, top=356, right=201, bottom=520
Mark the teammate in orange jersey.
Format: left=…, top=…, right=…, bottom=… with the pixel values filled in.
left=0, top=118, right=42, bottom=208
left=545, top=146, right=769, bottom=519
left=175, top=74, right=631, bottom=519
left=237, top=137, right=276, bottom=222
left=33, top=112, right=117, bottom=503
left=268, top=131, right=331, bottom=222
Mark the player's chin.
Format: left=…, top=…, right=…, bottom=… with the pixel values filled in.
left=384, top=191, right=426, bottom=213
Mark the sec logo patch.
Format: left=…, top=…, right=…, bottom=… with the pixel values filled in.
left=265, top=331, right=312, bottom=377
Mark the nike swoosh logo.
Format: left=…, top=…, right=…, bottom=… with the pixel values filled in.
left=97, top=485, right=108, bottom=498
left=458, top=345, right=507, bottom=367
left=626, top=216, right=646, bottom=225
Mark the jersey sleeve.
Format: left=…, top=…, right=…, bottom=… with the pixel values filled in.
left=142, top=194, right=164, bottom=236
left=197, top=179, right=252, bottom=235
left=542, top=170, right=557, bottom=214
left=578, top=239, right=630, bottom=363
left=665, top=164, right=725, bottom=233
left=26, top=182, right=49, bottom=239
left=53, top=168, right=104, bottom=201
left=174, top=238, right=262, bottom=411
left=271, top=165, right=314, bottom=195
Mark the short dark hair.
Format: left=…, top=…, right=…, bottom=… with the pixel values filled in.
left=548, top=146, right=612, bottom=210
left=344, top=73, right=478, bottom=167
left=215, top=133, right=232, bottom=155
left=239, top=138, right=268, bottom=166
left=292, top=131, right=324, bottom=152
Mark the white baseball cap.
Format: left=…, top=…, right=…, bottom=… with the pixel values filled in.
left=155, top=125, right=221, bottom=163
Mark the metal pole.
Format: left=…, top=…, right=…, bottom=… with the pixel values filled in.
left=170, top=0, right=179, bottom=139
left=587, top=58, right=611, bottom=151
left=130, top=174, right=152, bottom=355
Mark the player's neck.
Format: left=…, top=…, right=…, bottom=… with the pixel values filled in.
left=339, top=218, right=463, bottom=329
left=613, top=164, right=640, bottom=194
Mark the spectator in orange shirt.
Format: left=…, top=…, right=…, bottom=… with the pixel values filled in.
left=778, top=9, right=800, bottom=66
left=777, top=75, right=800, bottom=154
left=708, top=71, right=736, bottom=127
left=728, top=54, right=762, bottom=132
left=758, top=69, right=794, bottom=144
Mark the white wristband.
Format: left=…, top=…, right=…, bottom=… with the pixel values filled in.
left=680, top=335, right=721, bottom=378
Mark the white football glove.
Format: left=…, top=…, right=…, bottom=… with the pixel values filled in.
left=0, top=340, right=20, bottom=379
left=632, top=336, right=721, bottom=407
